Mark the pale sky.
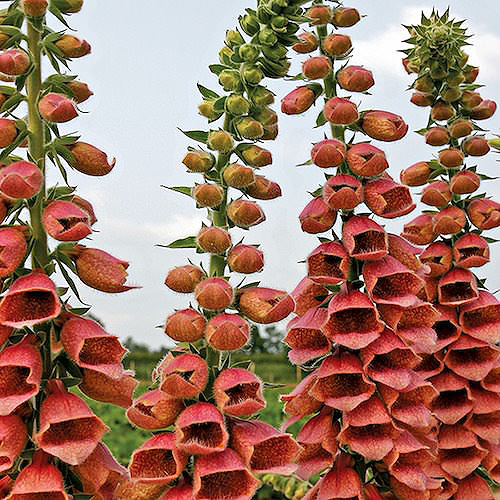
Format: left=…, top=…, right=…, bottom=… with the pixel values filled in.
left=48, top=1, right=500, bottom=348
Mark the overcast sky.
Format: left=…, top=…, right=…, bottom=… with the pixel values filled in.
left=50, top=1, right=500, bottom=349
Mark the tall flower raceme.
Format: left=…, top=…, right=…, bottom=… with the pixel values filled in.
left=0, top=0, right=138, bottom=498
left=278, top=1, right=460, bottom=497
left=121, top=2, right=310, bottom=499
left=398, top=9, right=500, bottom=498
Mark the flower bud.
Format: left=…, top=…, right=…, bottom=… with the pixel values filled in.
left=323, top=175, right=363, bottom=211
left=223, top=163, right=255, bottom=188
left=246, top=175, right=281, bottom=200
left=431, top=100, right=455, bottom=121
left=69, top=141, right=115, bottom=176
left=241, top=145, right=272, bottom=167
left=208, top=130, right=234, bottom=152
left=0, top=161, right=43, bottom=199
left=311, top=139, right=346, bottom=168
left=206, top=314, right=250, bottom=351
left=425, top=127, right=450, bottom=146
left=235, top=117, right=264, bottom=140
left=198, top=100, right=222, bottom=121
left=238, top=43, right=260, bottom=63
left=195, top=277, right=234, bottom=311
left=448, top=119, right=473, bottom=139
left=306, top=6, right=332, bottom=25
left=463, top=136, right=490, bottom=156
left=281, top=86, right=316, bottom=115
left=420, top=242, right=453, bottom=277
left=421, top=181, right=452, bottom=208
left=0, top=119, right=17, bottom=149
left=258, top=27, right=278, bottom=46
left=400, top=161, right=431, bottom=186
left=52, top=0, right=83, bottom=13
left=240, top=12, right=260, bottom=36
left=239, top=287, right=295, bottom=324
left=38, top=93, right=78, bottom=123
left=164, top=309, right=206, bottom=342
left=165, top=265, right=204, bottom=293
left=464, top=66, right=479, bottom=83
left=433, top=206, right=466, bottom=235
left=193, top=183, right=224, bottom=208
left=402, top=214, right=436, bottom=245
left=21, top=0, right=48, bottom=16
left=460, top=91, right=482, bottom=110
left=251, top=86, right=275, bottom=106
left=240, top=63, right=263, bottom=85
left=333, top=7, right=361, bottom=27
left=66, top=80, right=93, bottom=103
left=438, top=148, right=464, bottom=168
left=404, top=57, right=421, bottom=74
left=346, top=143, right=388, bottom=177
left=225, top=94, right=250, bottom=116
left=227, top=199, right=266, bottom=228
left=182, top=150, right=215, bottom=173
left=322, top=34, right=352, bottom=57
left=471, top=100, right=497, bottom=120
left=324, top=97, right=359, bottom=125
left=467, top=199, right=500, bottom=230
left=410, top=91, right=434, bottom=107
left=42, top=200, right=92, bottom=241
left=440, top=85, right=462, bottom=103
left=228, top=244, right=264, bottom=274
left=0, top=228, right=27, bottom=279
left=302, top=56, right=332, bottom=80
left=0, top=49, right=30, bottom=76
left=219, top=69, right=242, bottom=92
left=299, top=197, right=336, bottom=234
left=55, top=35, right=91, bottom=58
left=361, top=110, right=408, bottom=142
left=253, top=106, right=277, bottom=127
left=337, top=66, right=374, bottom=92
left=225, top=29, right=244, bottom=48
left=196, top=226, right=231, bottom=254
left=127, top=390, right=182, bottom=431
left=414, top=75, right=435, bottom=93
left=292, top=32, right=319, bottom=54
left=450, top=170, right=480, bottom=195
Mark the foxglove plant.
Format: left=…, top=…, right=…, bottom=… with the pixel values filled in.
left=399, top=9, right=500, bottom=497
left=122, top=1, right=309, bottom=498
left=0, top=0, right=137, bottom=497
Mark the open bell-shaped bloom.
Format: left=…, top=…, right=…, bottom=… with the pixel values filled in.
left=420, top=242, right=453, bottom=278
left=453, top=233, right=489, bottom=268
left=415, top=353, right=444, bottom=380
left=433, top=206, right=466, bottom=235
left=281, top=372, right=322, bottom=418
left=299, top=197, right=337, bottom=234
left=467, top=199, right=500, bottom=230
left=205, top=314, right=249, bottom=351
left=159, top=353, right=208, bottom=400
left=464, top=384, right=500, bottom=443
left=239, top=287, right=294, bottom=324
left=314, top=454, right=364, bottom=499
left=361, top=110, right=408, bottom=142
left=346, top=143, right=388, bottom=177
left=0, top=228, right=27, bottom=279
left=433, top=305, right=462, bottom=351
left=306, top=241, right=349, bottom=285
left=438, top=268, right=479, bottom=306
left=0, top=415, right=26, bottom=473
left=0, top=161, right=43, bottom=200
left=454, top=474, right=494, bottom=500
left=402, top=214, right=437, bottom=245
left=42, top=200, right=92, bottom=241
left=322, top=175, right=363, bottom=211
left=387, top=233, right=422, bottom=272
left=342, top=216, right=388, bottom=261
left=290, top=277, right=329, bottom=317
left=364, top=178, right=415, bottom=218
left=127, top=390, right=183, bottom=430
left=459, top=290, right=500, bottom=344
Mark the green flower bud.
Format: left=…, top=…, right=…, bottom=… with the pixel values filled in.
left=258, top=27, right=278, bottom=46
left=429, top=61, right=448, bottom=80
left=251, top=86, right=275, bottom=107
left=236, top=117, right=265, bottom=140
left=414, top=75, right=435, bottom=93
left=261, top=44, right=287, bottom=61
left=239, top=43, right=260, bottom=63
left=269, top=0, right=287, bottom=14
left=441, top=85, right=462, bottom=103
left=219, top=46, right=234, bottom=65
left=447, top=70, right=465, bottom=87
left=225, top=94, right=250, bottom=116
left=286, top=22, right=300, bottom=35
left=52, top=0, right=83, bottom=14
left=253, top=106, right=277, bottom=126
left=239, top=13, right=260, bottom=37
left=488, top=138, right=500, bottom=151
left=219, top=69, right=242, bottom=92
left=271, top=15, right=288, bottom=31
left=198, top=100, right=223, bottom=121
left=241, top=63, right=264, bottom=85
left=225, top=29, right=245, bottom=49
left=407, top=58, right=421, bottom=73
left=208, top=130, right=234, bottom=153
left=182, top=150, right=215, bottom=173
left=458, top=50, right=469, bottom=67
left=257, top=5, right=271, bottom=23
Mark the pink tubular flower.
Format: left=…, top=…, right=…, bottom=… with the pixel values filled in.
left=42, top=200, right=92, bottom=241
left=420, top=242, right=453, bottom=277
left=310, top=352, right=375, bottom=411
left=464, top=386, right=500, bottom=442
left=193, top=448, right=260, bottom=500
left=342, top=216, right=388, bottom=261
left=363, top=178, right=415, bottom=218
left=0, top=271, right=60, bottom=328
left=322, top=175, right=364, bottom=211
left=324, top=97, right=359, bottom=125
left=299, top=197, right=337, bottom=234
left=0, top=49, right=30, bottom=76
left=175, top=403, right=228, bottom=455
left=126, top=389, right=183, bottom=430
left=387, top=233, right=422, bottom=272
left=307, top=241, right=349, bottom=285
left=61, top=316, right=127, bottom=379
left=213, top=368, right=265, bottom=417
left=74, top=247, right=138, bottom=293
left=433, top=206, right=466, bottom=235
left=0, top=119, right=18, bottom=149
left=454, top=474, right=494, bottom=500
left=159, top=353, right=208, bottom=400
left=453, top=233, right=489, bottom=268
left=470, top=99, right=497, bottom=120
left=347, top=143, right=389, bottom=177
left=160, top=480, right=193, bottom=499
left=467, top=199, right=500, bottom=230
left=227, top=245, right=264, bottom=274
left=164, top=308, right=206, bottom=343
left=459, top=291, right=500, bottom=344
left=281, top=372, right=322, bottom=418
left=73, top=443, right=128, bottom=499
left=0, top=228, right=27, bottom=279
left=0, top=415, right=26, bottom=473
left=311, top=139, right=346, bottom=168
left=206, top=313, right=250, bottom=351
left=195, top=278, right=233, bottom=311
left=69, top=142, right=116, bottom=176
left=231, top=419, right=301, bottom=475
left=0, top=161, right=43, bottom=200
left=290, top=277, right=329, bottom=317
left=314, top=454, right=364, bottom=500
left=281, top=86, right=316, bottom=115
left=361, top=110, right=408, bottom=141
left=323, top=290, right=384, bottom=349
left=239, top=287, right=294, bottom=324
left=284, top=307, right=331, bottom=364
left=36, top=379, right=108, bottom=465
left=337, top=65, right=374, bottom=92
left=438, top=268, right=479, bottom=306
left=402, top=214, right=437, bottom=245
left=38, top=93, right=78, bottom=123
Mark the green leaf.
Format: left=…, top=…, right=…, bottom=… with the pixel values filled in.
left=315, top=110, right=327, bottom=128
left=57, top=260, right=88, bottom=305
left=209, top=64, right=228, bottom=76
left=160, top=236, right=197, bottom=249
left=178, top=128, right=209, bottom=144
left=162, top=185, right=192, bottom=197
left=197, top=84, right=219, bottom=100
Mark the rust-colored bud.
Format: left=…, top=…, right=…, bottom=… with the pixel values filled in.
left=431, top=100, right=455, bottom=121
left=206, top=315, right=250, bottom=351
left=302, top=56, right=332, bottom=80
left=467, top=199, right=500, bottom=230
left=0, top=119, right=18, bottom=149
left=306, top=6, right=332, bottom=25
left=299, top=197, right=336, bottom=234
left=240, top=145, right=272, bottom=167
left=292, top=32, right=319, bottom=54
left=450, top=170, right=480, bottom=195
left=421, top=181, right=452, bottom=208
left=239, top=287, right=295, bottom=324
left=322, top=34, right=352, bottom=57
left=228, top=245, right=264, bottom=274
left=227, top=199, right=265, bottom=228
left=281, top=86, right=316, bottom=115
left=361, top=111, right=408, bottom=142
left=196, top=226, right=231, bottom=254
left=207, top=130, right=234, bottom=153
left=400, top=162, right=432, bottom=186
left=311, top=139, right=346, bottom=168
left=165, top=265, right=204, bottom=293
left=164, top=309, right=206, bottom=343
left=463, top=136, right=490, bottom=156
left=70, top=142, right=115, bottom=176
left=21, top=0, right=48, bottom=16
left=223, top=163, right=255, bottom=188
left=460, top=91, right=482, bottom=110
left=337, top=66, right=374, bottom=92
left=471, top=99, right=497, bottom=120
left=333, top=7, right=361, bottom=27
left=193, top=183, right=224, bottom=208
left=448, top=119, right=473, bottom=138
left=402, top=215, right=437, bottom=245
left=425, top=127, right=450, bottom=146
left=38, top=93, right=78, bottom=123
left=0, top=49, right=30, bottom=76
left=66, top=81, right=93, bottom=103
left=0, top=161, right=43, bottom=200
left=438, top=148, right=464, bottom=168
left=195, top=278, right=234, bottom=311
left=182, top=150, right=215, bottom=173
left=464, top=66, right=479, bottom=83
left=410, top=91, right=434, bottom=107
left=55, top=35, right=91, bottom=58
left=433, top=206, right=466, bottom=235
left=347, top=143, right=388, bottom=177
left=244, top=176, right=280, bottom=201
left=323, top=175, right=363, bottom=211
left=324, top=97, right=359, bottom=125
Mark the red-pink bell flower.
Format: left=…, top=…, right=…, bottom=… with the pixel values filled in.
left=299, top=197, right=337, bottom=234
left=311, top=139, right=346, bottom=168
left=322, top=175, right=363, bottom=211
left=459, top=291, right=500, bottom=344
left=433, top=206, right=466, bottom=235
left=129, top=433, right=187, bottom=484
left=361, top=110, right=408, bottom=142
left=165, top=264, right=204, bottom=293
left=239, top=287, right=294, bottom=324
left=284, top=307, right=331, bottom=364
left=42, top=200, right=92, bottom=241
left=421, top=181, right=452, bottom=207
left=433, top=305, right=462, bottom=351
left=470, top=99, right=497, bottom=120
left=206, top=313, right=250, bottom=351
left=193, top=448, right=260, bottom=500
left=420, top=242, right=453, bottom=277
left=468, top=199, right=500, bottom=230
left=175, top=402, right=228, bottom=455
left=159, top=353, right=208, bottom=400
left=69, top=141, right=116, bottom=176
left=323, top=290, right=384, bottom=349
left=411, top=90, right=435, bottom=107
left=214, top=368, right=265, bottom=417
left=195, top=277, right=233, bottom=311
left=227, top=245, right=264, bottom=274
left=74, top=247, right=138, bottom=293
left=227, top=199, right=265, bottom=228
left=307, top=241, right=349, bottom=285
left=160, top=480, right=193, bottom=499
left=36, top=379, right=108, bottom=464
left=0, top=415, right=26, bottom=473
left=0, top=228, right=27, bottom=279
left=0, top=119, right=18, bottom=149
left=454, top=474, right=494, bottom=500
left=7, top=450, right=70, bottom=499
left=302, top=56, right=332, bottom=80
left=164, top=308, right=206, bottom=343
left=387, top=233, right=422, bottom=272
left=438, top=268, right=479, bottom=306
left=402, top=214, right=437, bottom=245
left=415, top=353, right=444, bottom=380
left=290, top=277, right=329, bottom=317
left=346, top=143, right=389, bottom=177
left=453, top=233, right=489, bottom=269
left=311, top=352, right=375, bottom=411
left=342, top=216, right=388, bottom=261
left=281, top=372, right=322, bottom=418
left=364, top=178, right=415, bottom=218
left=337, top=65, right=374, bottom=92
left=0, top=49, right=30, bottom=76
left=464, top=388, right=500, bottom=443
left=38, top=93, right=78, bottom=123
left=281, top=86, right=316, bottom=115
left=324, top=97, right=359, bottom=125
left=0, top=161, right=43, bottom=200
left=61, top=316, right=127, bottom=379
left=482, top=359, right=500, bottom=393
left=231, top=419, right=301, bottom=475
left=73, top=443, right=128, bottom=499
left=0, top=271, right=60, bottom=328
